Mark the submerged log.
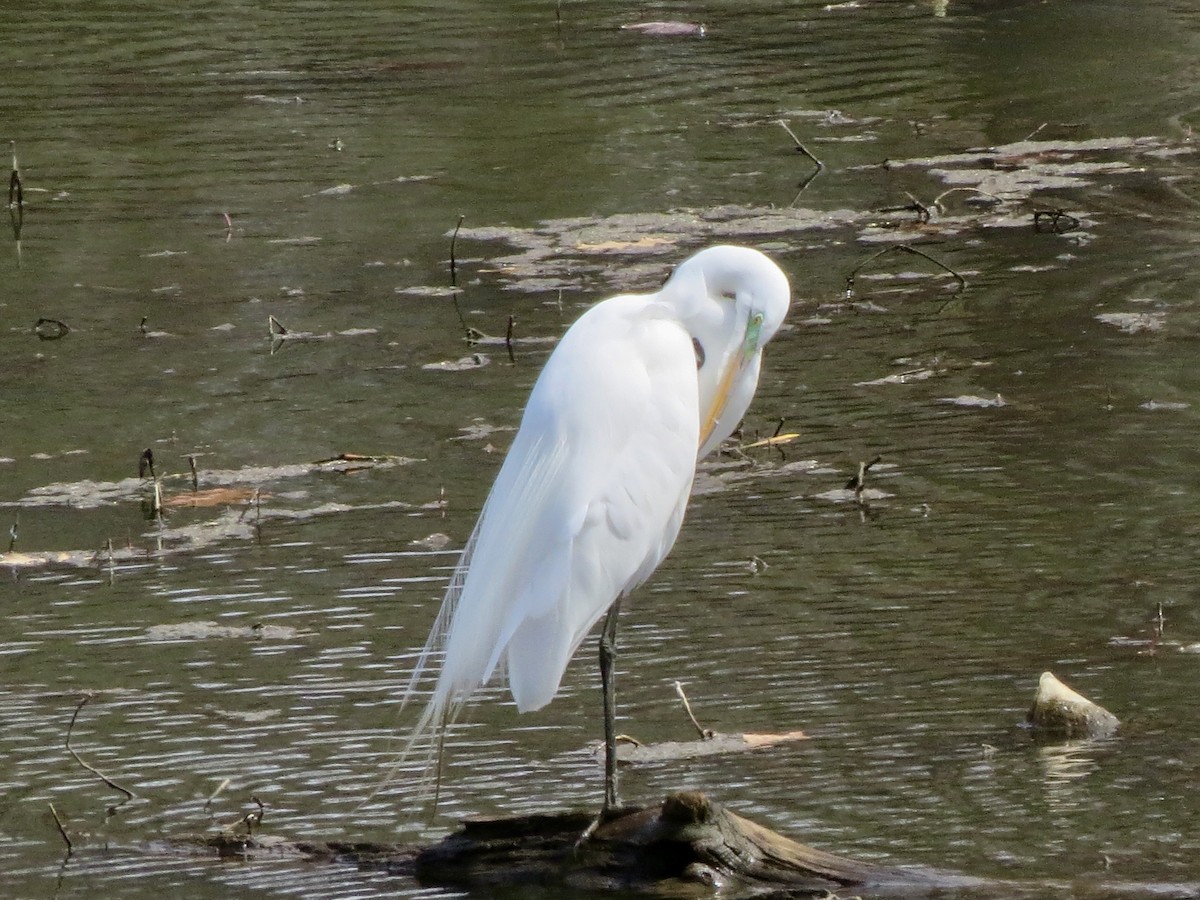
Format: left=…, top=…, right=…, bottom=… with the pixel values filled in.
left=1027, top=671, right=1120, bottom=739
left=155, top=792, right=1200, bottom=897
left=169, top=793, right=958, bottom=895
left=416, top=791, right=966, bottom=895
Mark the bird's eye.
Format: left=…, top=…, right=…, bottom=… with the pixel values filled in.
left=693, top=338, right=705, bottom=369
left=751, top=312, right=765, bottom=327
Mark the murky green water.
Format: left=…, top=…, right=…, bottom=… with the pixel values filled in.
left=3, top=1, right=1200, bottom=896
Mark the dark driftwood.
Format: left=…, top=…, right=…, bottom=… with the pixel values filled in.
left=417, top=790, right=960, bottom=895
left=157, top=791, right=1200, bottom=897
left=175, top=792, right=966, bottom=896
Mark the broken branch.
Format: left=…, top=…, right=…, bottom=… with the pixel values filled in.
left=674, top=681, right=714, bottom=740
left=66, top=695, right=136, bottom=801
left=845, top=243, right=966, bottom=300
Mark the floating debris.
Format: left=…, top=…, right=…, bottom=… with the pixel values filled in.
left=411, top=533, right=453, bottom=551
left=619, top=21, right=706, bottom=37
left=6, top=456, right=418, bottom=510
left=856, top=368, right=938, bottom=386
left=162, top=487, right=265, bottom=509
left=811, top=486, right=893, bottom=503
left=144, top=621, right=309, bottom=641
left=395, top=285, right=463, bottom=297
left=612, top=730, right=807, bottom=763
left=574, top=236, right=675, bottom=252
left=1095, top=311, right=1165, bottom=333
left=1139, top=400, right=1189, bottom=411
left=267, top=236, right=321, bottom=245
left=937, top=394, right=1006, bottom=408
left=422, top=354, right=490, bottom=372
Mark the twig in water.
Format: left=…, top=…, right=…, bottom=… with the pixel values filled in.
left=1153, top=601, right=1166, bottom=651
left=930, top=186, right=1005, bottom=212
left=66, top=695, right=136, bottom=801
left=778, top=120, right=824, bottom=202
left=1023, top=122, right=1049, bottom=142
left=138, top=448, right=155, bottom=479
left=674, top=681, right=715, bottom=740
left=187, top=455, right=199, bottom=491
left=505, top=315, right=516, bottom=364
left=237, top=489, right=263, bottom=525
left=879, top=191, right=932, bottom=223
left=449, top=214, right=465, bottom=285
left=8, top=143, right=22, bottom=254
left=222, top=211, right=233, bottom=242
left=205, top=778, right=232, bottom=811
left=8, top=518, right=16, bottom=552
left=844, top=243, right=966, bottom=300
left=845, top=455, right=883, bottom=502
left=8, top=141, right=22, bottom=210
left=222, top=796, right=265, bottom=834
left=446, top=216, right=475, bottom=340
left=49, top=804, right=73, bottom=855
left=1033, top=208, right=1079, bottom=234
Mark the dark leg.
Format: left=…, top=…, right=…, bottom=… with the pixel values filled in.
left=599, top=598, right=622, bottom=813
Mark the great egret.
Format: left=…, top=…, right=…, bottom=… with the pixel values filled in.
left=405, top=244, right=791, bottom=813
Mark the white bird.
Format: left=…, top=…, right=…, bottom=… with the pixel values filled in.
left=404, top=244, right=791, bottom=813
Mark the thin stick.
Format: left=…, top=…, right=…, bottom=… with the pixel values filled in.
left=188, top=455, right=199, bottom=491
left=9, top=141, right=22, bottom=209
left=845, top=243, right=966, bottom=299
left=449, top=214, right=465, bottom=285
left=505, top=315, right=516, bottom=364
left=237, top=489, right=261, bottom=524
left=846, top=455, right=883, bottom=501
left=931, top=186, right=1005, bottom=211
left=49, top=803, right=73, bottom=854
left=1023, top=122, right=1048, bottom=142
left=205, top=778, right=231, bottom=810
left=1033, top=208, right=1080, bottom=234
left=673, top=681, right=713, bottom=740
left=777, top=120, right=823, bottom=171
left=66, top=695, right=136, bottom=800
left=778, top=120, right=824, bottom=203
left=7, top=519, right=16, bottom=552
left=447, top=216, right=474, bottom=340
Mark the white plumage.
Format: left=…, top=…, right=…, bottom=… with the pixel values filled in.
left=402, top=245, right=790, bottom=801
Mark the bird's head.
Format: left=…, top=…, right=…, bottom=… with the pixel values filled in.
left=660, top=245, right=791, bottom=457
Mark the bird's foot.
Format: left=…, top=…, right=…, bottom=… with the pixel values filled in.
left=573, top=803, right=629, bottom=853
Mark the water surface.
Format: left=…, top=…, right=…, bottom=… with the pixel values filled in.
left=3, top=1, right=1200, bottom=897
